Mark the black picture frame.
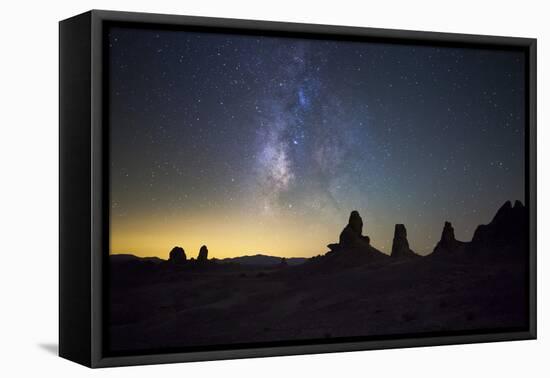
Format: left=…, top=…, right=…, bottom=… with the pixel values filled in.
left=59, top=9, right=537, bottom=368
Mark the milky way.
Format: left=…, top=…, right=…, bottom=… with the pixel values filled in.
left=249, top=41, right=369, bottom=221
left=108, top=26, right=526, bottom=258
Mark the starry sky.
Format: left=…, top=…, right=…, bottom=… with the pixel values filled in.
left=108, top=25, right=526, bottom=259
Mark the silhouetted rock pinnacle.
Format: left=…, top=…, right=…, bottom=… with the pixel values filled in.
left=304, top=210, right=388, bottom=272
left=198, top=245, right=209, bottom=262
left=391, top=224, right=417, bottom=258
left=441, top=222, right=455, bottom=244
left=168, top=246, right=186, bottom=264
left=348, top=210, right=363, bottom=234
left=339, top=210, right=371, bottom=250
left=433, top=221, right=464, bottom=255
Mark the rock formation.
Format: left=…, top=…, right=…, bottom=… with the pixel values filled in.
left=472, top=200, right=527, bottom=249
left=441, top=221, right=456, bottom=244
left=198, top=245, right=209, bottom=262
left=303, top=210, right=388, bottom=273
left=430, top=200, right=527, bottom=257
left=338, top=210, right=371, bottom=250
left=433, top=221, right=464, bottom=255
left=168, top=246, right=187, bottom=264
left=390, top=224, right=417, bottom=258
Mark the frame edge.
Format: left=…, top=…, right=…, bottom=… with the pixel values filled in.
left=84, top=9, right=538, bottom=368
left=59, top=11, right=94, bottom=368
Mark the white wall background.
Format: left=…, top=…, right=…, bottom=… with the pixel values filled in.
left=0, top=0, right=547, bottom=376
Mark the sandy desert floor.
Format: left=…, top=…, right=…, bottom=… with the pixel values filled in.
left=108, top=246, right=528, bottom=354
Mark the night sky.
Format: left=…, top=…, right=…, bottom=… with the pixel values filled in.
left=108, top=26, right=525, bottom=259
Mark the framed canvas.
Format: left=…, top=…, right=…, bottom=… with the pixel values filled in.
left=59, top=10, right=537, bottom=368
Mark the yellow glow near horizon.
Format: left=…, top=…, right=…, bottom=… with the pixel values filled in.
left=109, top=198, right=509, bottom=259
left=110, top=208, right=346, bottom=259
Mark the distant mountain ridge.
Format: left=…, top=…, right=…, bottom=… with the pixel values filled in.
left=217, top=254, right=307, bottom=266
left=110, top=254, right=163, bottom=264
left=110, top=252, right=307, bottom=267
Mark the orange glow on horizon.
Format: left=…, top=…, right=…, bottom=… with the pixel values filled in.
left=110, top=208, right=348, bottom=259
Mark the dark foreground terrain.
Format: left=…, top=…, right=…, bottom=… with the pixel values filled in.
left=108, top=200, right=529, bottom=353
